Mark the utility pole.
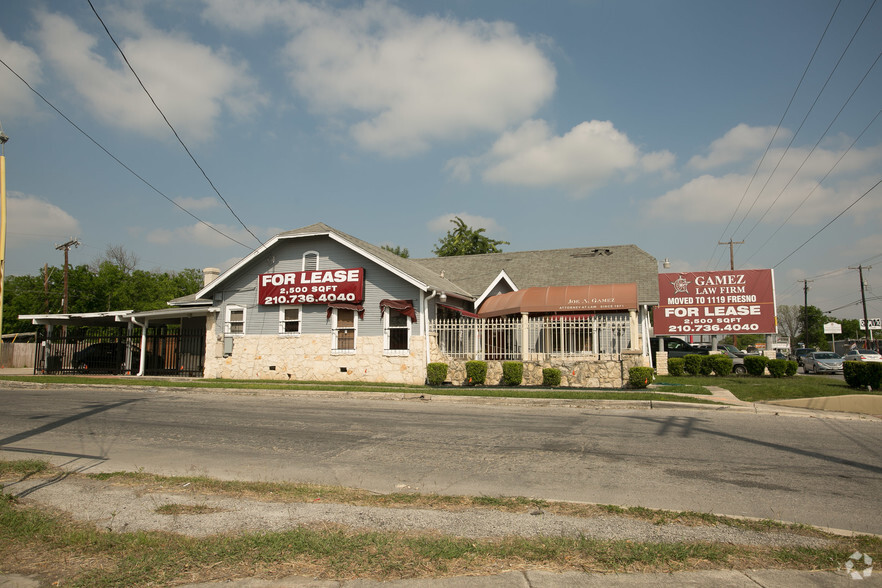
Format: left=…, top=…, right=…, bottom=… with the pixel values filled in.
left=718, top=239, right=745, bottom=271
left=799, top=279, right=812, bottom=347
left=55, top=239, right=79, bottom=313
left=0, top=122, right=8, bottom=362
left=849, top=265, right=872, bottom=348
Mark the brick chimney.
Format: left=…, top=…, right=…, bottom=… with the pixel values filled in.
left=203, top=267, right=220, bottom=286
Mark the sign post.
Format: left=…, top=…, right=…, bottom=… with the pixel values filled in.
left=823, top=322, right=841, bottom=351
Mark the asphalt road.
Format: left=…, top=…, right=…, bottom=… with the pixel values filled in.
left=1, top=385, right=881, bottom=534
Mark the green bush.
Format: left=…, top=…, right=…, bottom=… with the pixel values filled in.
left=711, top=354, right=733, bottom=376
left=667, top=357, right=685, bottom=376
left=628, top=367, right=654, bottom=388
left=766, top=359, right=789, bottom=378
left=426, top=362, right=448, bottom=386
left=698, top=355, right=715, bottom=376
left=683, top=354, right=703, bottom=376
left=743, top=355, right=768, bottom=376
left=845, top=361, right=882, bottom=389
left=542, top=368, right=562, bottom=387
left=501, top=362, right=524, bottom=386
left=465, top=361, right=487, bottom=385
left=785, top=360, right=798, bottom=377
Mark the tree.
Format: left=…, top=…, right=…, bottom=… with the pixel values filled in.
left=432, top=217, right=509, bottom=257
left=777, top=304, right=801, bottom=345
left=381, top=244, right=409, bottom=258
left=92, top=244, right=139, bottom=274
left=797, top=305, right=826, bottom=348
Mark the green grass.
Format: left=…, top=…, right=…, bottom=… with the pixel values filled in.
left=655, top=374, right=871, bottom=403
left=0, top=375, right=721, bottom=404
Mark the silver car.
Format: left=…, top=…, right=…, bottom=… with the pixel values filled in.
left=843, top=348, right=882, bottom=363
left=803, top=351, right=844, bottom=374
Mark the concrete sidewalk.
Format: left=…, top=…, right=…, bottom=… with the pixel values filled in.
left=3, top=568, right=880, bottom=587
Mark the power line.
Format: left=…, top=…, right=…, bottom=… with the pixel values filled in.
left=707, top=0, right=843, bottom=270
left=773, top=176, right=882, bottom=268
left=87, top=0, right=262, bottom=246
left=0, top=57, right=253, bottom=249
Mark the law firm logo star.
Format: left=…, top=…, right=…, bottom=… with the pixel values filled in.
left=671, top=274, right=691, bottom=294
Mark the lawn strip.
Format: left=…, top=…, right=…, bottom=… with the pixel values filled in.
left=655, top=375, right=868, bottom=403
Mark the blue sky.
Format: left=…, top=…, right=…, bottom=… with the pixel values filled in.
left=1, top=0, right=880, bottom=321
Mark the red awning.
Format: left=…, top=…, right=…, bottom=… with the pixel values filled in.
left=379, top=299, right=417, bottom=322
left=477, top=283, right=637, bottom=318
left=326, top=303, right=365, bottom=319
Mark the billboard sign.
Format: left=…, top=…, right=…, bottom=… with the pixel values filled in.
left=259, top=268, right=364, bottom=305
left=859, top=318, right=881, bottom=330
left=653, top=269, right=777, bottom=335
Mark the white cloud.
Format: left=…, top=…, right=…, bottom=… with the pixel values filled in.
left=145, top=222, right=280, bottom=249
left=32, top=9, right=266, bottom=143
left=6, top=193, right=81, bottom=245
left=456, top=119, right=673, bottom=195
left=0, top=30, right=43, bottom=118
left=428, top=212, right=503, bottom=234
left=688, top=124, right=784, bottom=170
left=209, top=0, right=556, bottom=156
left=173, top=196, right=220, bottom=211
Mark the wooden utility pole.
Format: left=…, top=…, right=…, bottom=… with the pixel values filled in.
left=799, top=279, right=812, bottom=347
left=718, top=239, right=745, bottom=271
left=849, top=265, right=873, bottom=348
left=55, top=239, right=79, bottom=313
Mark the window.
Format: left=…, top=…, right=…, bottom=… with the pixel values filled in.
left=332, top=308, right=356, bottom=353
left=225, top=306, right=245, bottom=335
left=302, top=251, right=319, bottom=271
left=384, top=309, right=411, bottom=354
left=279, top=306, right=301, bottom=335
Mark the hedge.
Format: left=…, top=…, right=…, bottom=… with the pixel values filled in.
left=628, top=367, right=654, bottom=389
left=766, top=359, right=790, bottom=378
left=844, top=361, right=882, bottom=389
left=465, top=361, right=487, bottom=385
left=743, top=355, right=768, bottom=377
left=502, top=362, right=524, bottom=386
left=683, top=355, right=703, bottom=376
left=426, top=362, right=448, bottom=386
left=667, top=357, right=685, bottom=376
left=698, top=355, right=715, bottom=376
left=542, top=368, right=562, bottom=387
left=711, top=354, right=733, bottom=376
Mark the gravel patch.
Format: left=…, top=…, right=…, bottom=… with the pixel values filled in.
left=4, top=476, right=830, bottom=549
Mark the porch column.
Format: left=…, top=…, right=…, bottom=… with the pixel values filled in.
left=629, top=309, right=639, bottom=350
left=521, top=312, right=529, bottom=360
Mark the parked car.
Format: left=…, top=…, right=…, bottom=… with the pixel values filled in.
left=649, top=337, right=709, bottom=366
left=72, top=342, right=139, bottom=373
left=802, top=351, right=844, bottom=374
left=794, top=348, right=817, bottom=367
left=719, top=350, right=747, bottom=374
left=843, top=348, right=882, bottom=362
left=717, top=343, right=745, bottom=357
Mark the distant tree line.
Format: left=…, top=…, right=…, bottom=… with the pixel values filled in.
left=2, top=246, right=203, bottom=335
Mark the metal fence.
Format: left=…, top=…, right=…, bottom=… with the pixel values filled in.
left=430, top=314, right=632, bottom=361
left=35, top=326, right=205, bottom=377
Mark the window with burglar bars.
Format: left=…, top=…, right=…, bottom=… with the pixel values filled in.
left=430, top=314, right=631, bottom=360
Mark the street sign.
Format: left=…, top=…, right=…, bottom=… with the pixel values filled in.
left=859, top=318, right=881, bottom=330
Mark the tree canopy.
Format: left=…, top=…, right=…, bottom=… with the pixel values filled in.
left=432, top=217, right=509, bottom=257
left=381, top=244, right=409, bottom=258
left=2, top=261, right=203, bottom=335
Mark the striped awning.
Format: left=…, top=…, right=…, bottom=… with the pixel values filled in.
left=477, top=283, right=637, bottom=318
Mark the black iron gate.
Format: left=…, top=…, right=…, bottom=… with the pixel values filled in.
left=35, top=326, right=205, bottom=377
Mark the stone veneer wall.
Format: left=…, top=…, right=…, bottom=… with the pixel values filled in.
left=203, top=330, right=427, bottom=385
left=428, top=334, right=647, bottom=388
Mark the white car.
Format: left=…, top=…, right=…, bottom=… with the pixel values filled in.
left=843, top=348, right=882, bottom=362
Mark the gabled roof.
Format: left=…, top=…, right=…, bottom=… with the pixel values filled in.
left=413, top=245, right=659, bottom=306
left=182, top=223, right=473, bottom=304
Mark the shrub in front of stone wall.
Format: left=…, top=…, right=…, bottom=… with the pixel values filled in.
left=711, top=354, right=733, bottom=376
left=766, top=359, right=790, bottom=378
left=542, top=368, right=562, bottom=387
left=667, top=357, right=685, bottom=376
left=501, top=362, right=523, bottom=386
left=465, top=360, right=487, bottom=385
left=743, top=355, right=768, bottom=377
left=628, top=367, right=654, bottom=389
left=426, top=362, right=448, bottom=386
left=683, top=354, right=703, bottom=376
left=784, top=360, right=798, bottom=377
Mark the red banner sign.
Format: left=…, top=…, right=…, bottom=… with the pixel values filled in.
left=259, top=268, right=364, bottom=305
left=653, top=269, right=776, bottom=335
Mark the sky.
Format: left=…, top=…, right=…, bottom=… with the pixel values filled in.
left=1, top=0, right=881, bottom=324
